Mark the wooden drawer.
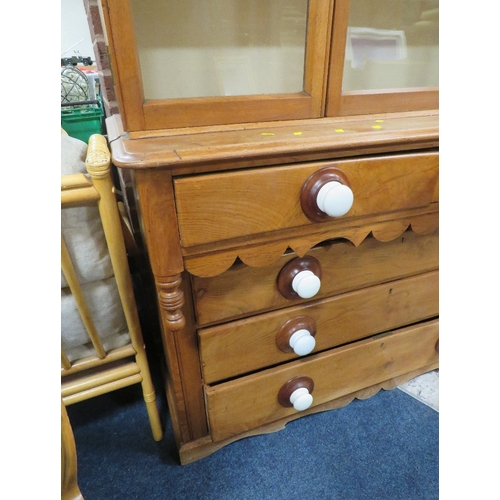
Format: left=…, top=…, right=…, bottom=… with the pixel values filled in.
left=193, top=229, right=438, bottom=326
left=205, top=319, right=439, bottom=442
left=174, top=152, right=438, bottom=247
left=199, top=271, right=438, bottom=384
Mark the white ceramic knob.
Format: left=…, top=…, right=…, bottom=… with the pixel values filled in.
left=289, top=329, right=316, bottom=356
left=290, top=387, right=313, bottom=411
left=316, top=181, right=354, bottom=217
left=292, top=270, right=321, bottom=299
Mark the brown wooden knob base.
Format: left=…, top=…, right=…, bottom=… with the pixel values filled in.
left=277, top=256, right=322, bottom=300
left=276, top=316, right=317, bottom=353
left=278, top=376, right=315, bottom=408
left=301, top=165, right=351, bottom=222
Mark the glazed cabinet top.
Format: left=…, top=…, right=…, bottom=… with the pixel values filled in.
left=102, top=1, right=439, bottom=282
left=99, top=0, right=438, bottom=132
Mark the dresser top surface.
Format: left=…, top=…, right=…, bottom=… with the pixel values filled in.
left=107, top=111, right=438, bottom=173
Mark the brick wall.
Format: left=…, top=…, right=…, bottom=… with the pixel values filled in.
left=83, top=0, right=119, bottom=118
left=82, top=0, right=141, bottom=232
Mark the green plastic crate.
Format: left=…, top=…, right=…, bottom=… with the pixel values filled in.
left=61, top=101, right=104, bottom=143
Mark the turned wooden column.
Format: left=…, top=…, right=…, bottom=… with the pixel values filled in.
left=133, top=168, right=186, bottom=326
left=157, top=274, right=186, bottom=332
left=134, top=168, right=208, bottom=445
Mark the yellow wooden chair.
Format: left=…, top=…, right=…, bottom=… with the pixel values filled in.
left=61, top=133, right=163, bottom=442
left=62, top=399, right=84, bottom=500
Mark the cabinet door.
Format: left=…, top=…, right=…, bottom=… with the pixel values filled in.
left=326, top=0, right=439, bottom=116
left=103, top=0, right=333, bottom=131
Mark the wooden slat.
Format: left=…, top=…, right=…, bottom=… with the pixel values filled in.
left=61, top=173, right=92, bottom=190
left=338, top=89, right=439, bottom=117
left=61, top=187, right=100, bottom=207
left=61, top=362, right=141, bottom=398
left=61, top=350, right=72, bottom=371
left=63, top=374, right=143, bottom=405
left=143, top=94, right=314, bottom=130
left=61, top=173, right=100, bottom=207
left=61, top=344, right=136, bottom=376
left=61, top=237, right=107, bottom=359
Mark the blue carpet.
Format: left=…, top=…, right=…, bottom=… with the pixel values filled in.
left=67, top=384, right=438, bottom=500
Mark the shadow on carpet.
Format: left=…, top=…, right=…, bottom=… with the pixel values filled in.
left=67, top=385, right=438, bottom=500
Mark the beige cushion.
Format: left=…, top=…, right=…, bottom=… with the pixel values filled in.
left=61, top=133, right=130, bottom=362
left=61, top=134, right=113, bottom=287
left=61, top=277, right=129, bottom=362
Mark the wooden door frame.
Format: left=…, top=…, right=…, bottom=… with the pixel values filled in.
left=326, top=0, right=438, bottom=117
left=102, top=0, right=335, bottom=132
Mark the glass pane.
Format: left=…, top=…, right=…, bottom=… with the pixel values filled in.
left=130, top=0, right=309, bottom=99
left=342, top=0, right=438, bottom=91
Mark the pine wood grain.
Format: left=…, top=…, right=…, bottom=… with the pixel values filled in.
left=174, top=152, right=438, bottom=247
left=199, top=271, right=438, bottom=383
left=183, top=208, right=438, bottom=277
left=108, top=112, right=439, bottom=172
left=95, top=0, right=440, bottom=465
left=206, top=319, right=438, bottom=442
left=179, top=362, right=437, bottom=464
left=193, top=229, right=438, bottom=326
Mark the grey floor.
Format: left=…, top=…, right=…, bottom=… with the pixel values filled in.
left=398, top=370, right=439, bottom=411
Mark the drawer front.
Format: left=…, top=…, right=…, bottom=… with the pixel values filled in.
left=174, top=152, right=438, bottom=247
left=199, top=271, right=438, bottom=384
left=193, top=229, right=438, bottom=326
left=205, top=319, right=439, bottom=442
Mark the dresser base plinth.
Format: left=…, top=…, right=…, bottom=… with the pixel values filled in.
left=177, top=362, right=438, bottom=465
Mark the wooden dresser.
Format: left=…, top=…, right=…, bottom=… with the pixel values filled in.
left=97, top=0, right=439, bottom=464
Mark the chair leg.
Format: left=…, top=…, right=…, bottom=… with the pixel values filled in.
left=136, top=352, right=164, bottom=441
left=143, top=385, right=164, bottom=441
left=61, top=400, right=85, bottom=500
